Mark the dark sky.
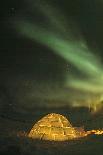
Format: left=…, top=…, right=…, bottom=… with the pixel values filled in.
left=0, top=0, right=103, bottom=111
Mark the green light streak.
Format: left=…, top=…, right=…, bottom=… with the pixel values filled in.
left=16, top=21, right=103, bottom=93
left=13, top=0, right=103, bottom=111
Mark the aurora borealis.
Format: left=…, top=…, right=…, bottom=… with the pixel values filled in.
left=1, top=0, right=103, bottom=112
left=16, top=21, right=103, bottom=93
left=11, top=0, right=103, bottom=111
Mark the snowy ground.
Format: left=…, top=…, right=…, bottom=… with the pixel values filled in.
left=0, top=107, right=103, bottom=155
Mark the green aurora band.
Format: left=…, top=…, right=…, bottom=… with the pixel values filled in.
left=14, top=0, right=103, bottom=111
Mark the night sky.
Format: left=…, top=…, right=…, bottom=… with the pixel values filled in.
left=1, top=0, right=103, bottom=114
